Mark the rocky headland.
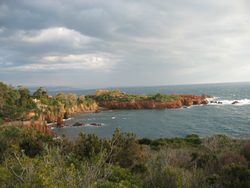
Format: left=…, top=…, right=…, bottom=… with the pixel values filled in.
left=95, top=90, right=208, bottom=110
left=0, top=81, right=209, bottom=134
left=28, top=90, right=209, bottom=130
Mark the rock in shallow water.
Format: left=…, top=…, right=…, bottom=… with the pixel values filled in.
left=90, top=123, right=102, bottom=127
left=232, top=101, right=239, bottom=105
left=72, top=122, right=84, bottom=127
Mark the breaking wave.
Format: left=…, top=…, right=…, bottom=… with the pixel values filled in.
left=207, top=97, right=250, bottom=106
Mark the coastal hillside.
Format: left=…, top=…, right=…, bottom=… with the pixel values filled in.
left=0, top=126, right=250, bottom=187
left=0, top=82, right=98, bottom=130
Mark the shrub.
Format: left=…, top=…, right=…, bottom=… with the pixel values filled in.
left=203, top=135, right=231, bottom=153
left=0, top=167, right=11, bottom=186
left=143, top=163, right=191, bottom=188
left=193, top=153, right=219, bottom=172
left=97, top=166, right=141, bottom=188
left=110, top=130, right=148, bottom=169
left=0, top=117, right=3, bottom=125
left=0, top=138, right=8, bottom=162
left=138, top=138, right=152, bottom=145
left=220, top=152, right=248, bottom=167
left=1, top=126, right=22, bottom=143
left=150, top=139, right=166, bottom=148
left=241, top=143, right=250, bottom=161
left=19, top=138, right=44, bottom=157
left=185, top=134, right=202, bottom=145
left=206, top=173, right=220, bottom=186
left=73, top=133, right=104, bottom=160
left=221, top=165, right=250, bottom=187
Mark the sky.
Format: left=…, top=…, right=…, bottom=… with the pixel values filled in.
left=0, top=0, right=250, bottom=89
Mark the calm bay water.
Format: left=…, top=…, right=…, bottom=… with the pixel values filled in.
left=53, top=82, right=250, bottom=139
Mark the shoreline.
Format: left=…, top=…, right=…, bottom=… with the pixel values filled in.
left=2, top=94, right=210, bottom=133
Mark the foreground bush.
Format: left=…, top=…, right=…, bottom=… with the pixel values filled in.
left=0, top=127, right=250, bottom=188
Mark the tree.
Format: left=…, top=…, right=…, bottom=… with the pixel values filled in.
left=33, top=87, right=48, bottom=99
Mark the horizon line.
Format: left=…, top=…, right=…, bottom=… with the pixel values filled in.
left=1, top=80, right=250, bottom=91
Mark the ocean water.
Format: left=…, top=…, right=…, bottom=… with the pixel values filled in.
left=53, top=82, right=250, bottom=139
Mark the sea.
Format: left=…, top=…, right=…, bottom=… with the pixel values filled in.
left=52, top=82, right=250, bottom=139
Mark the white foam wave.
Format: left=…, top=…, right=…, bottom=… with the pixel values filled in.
left=47, top=122, right=56, bottom=126
left=85, top=123, right=105, bottom=127
left=63, top=117, right=72, bottom=122
left=206, top=97, right=219, bottom=102
left=208, top=98, right=250, bottom=106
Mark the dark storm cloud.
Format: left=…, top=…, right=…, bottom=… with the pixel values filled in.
left=0, top=0, right=250, bottom=87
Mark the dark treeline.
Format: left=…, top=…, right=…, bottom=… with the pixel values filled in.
left=0, top=126, right=250, bottom=187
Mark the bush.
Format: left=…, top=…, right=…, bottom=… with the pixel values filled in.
left=0, top=167, right=11, bottom=186
left=138, top=138, right=152, bottom=145
left=0, top=138, right=8, bottom=162
left=193, top=153, right=219, bottom=171
left=111, top=130, right=148, bottom=169
left=1, top=126, right=250, bottom=188
left=206, top=173, right=220, bottom=186
left=1, top=126, right=22, bottom=143
left=97, top=166, right=141, bottom=188
left=241, top=143, right=250, bottom=161
left=143, top=164, right=188, bottom=188
left=220, top=152, right=248, bottom=167
left=203, top=135, right=231, bottom=153
left=185, top=134, right=202, bottom=145
left=221, top=165, right=250, bottom=187
left=19, top=138, right=44, bottom=157
left=73, top=133, right=104, bottom=160
left=0, top=117, right=3, bottom=125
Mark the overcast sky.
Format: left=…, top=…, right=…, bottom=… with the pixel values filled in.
left=0, top=0, right=250, bottom=88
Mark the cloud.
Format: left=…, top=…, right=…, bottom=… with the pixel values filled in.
left=0, top=53, right=118, bottom=72
left=0, top=0, right=250, bottom=87
left=21, top=27, right=91, bottom=48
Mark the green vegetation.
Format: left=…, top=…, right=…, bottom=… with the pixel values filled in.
left=0, top=126, right=250, bottom=187
left=94, top=90, right=180, bottom=103
left=0, top=117, right=3, bottom=125
left=0, top=82, right=37, bottom=121
left=94, top=90, right=146, bottom=102
left=147, top=93, right=180, bottom=102
left=0, top=82, right=97, bottom=123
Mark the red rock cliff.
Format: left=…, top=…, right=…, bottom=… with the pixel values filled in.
left=42, top=103, right=99, bottom=126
